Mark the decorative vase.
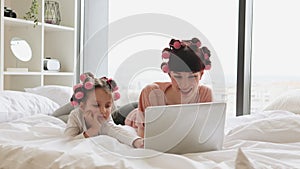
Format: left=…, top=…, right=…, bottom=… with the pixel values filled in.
left=44, top=0, right=61, bottom=25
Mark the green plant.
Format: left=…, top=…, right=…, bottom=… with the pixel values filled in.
left=24, top=0, right=39, bottom=27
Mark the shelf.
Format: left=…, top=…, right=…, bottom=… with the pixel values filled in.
left=43, top=71, right=74, bottom=76
left=44, top=23, right=74, bottom=32
left=1, top=0, right=77, bottom=91
left=4, top=71, right=41, bottom=75
left=4, top=17, right=41, bottom=27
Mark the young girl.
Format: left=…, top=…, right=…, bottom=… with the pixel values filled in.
left=125, top=37, right=213, bottom=137
left=64, top=72, right=144, bottom=148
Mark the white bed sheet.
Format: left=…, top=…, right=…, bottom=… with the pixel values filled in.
left=1, top=110, right=300, bottom=169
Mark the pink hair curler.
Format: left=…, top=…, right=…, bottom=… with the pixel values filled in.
left=205, top=64, right=211, bottom=70
left=196, top=41, right=201, bottom=48
left=162, top=51, right=170, bottom=59
left=113, top=92, right=121, bottom=101
left=80, top=73, right=88, bottom=82
left=84, top=81, right=94, bottom=90
left=161, top=64, right=169, bottom=73
left=173, top=41, right=181, bottom=49
left=204, top=53, right=209, bottom=60
left=70, top=100, right=78, bottom=106
left=112, top=86, right=119, bottom=92
left=75, top=91, right=84, bottom=99
left=73, top=83, right=83, bottom=91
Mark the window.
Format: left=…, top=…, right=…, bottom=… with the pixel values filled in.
left=108, top=0, right=239, bottom=118
left=251, top=0, right=300, bottom=113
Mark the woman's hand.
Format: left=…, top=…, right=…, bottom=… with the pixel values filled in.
left=125, top=109, right=138, bottom=128
left=125, top=109, right=145, bottom=137
left=133, top=138, right=144, bottom=148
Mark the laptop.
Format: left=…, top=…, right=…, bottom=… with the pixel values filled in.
left=144, top=102, right=226, bottom=154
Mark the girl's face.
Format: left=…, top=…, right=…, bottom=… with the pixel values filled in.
left=81, top=88, right=113, bottom=121
left=170, top=71, right=203, bottom=97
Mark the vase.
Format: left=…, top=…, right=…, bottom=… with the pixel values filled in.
left=44, top=1, right=61, bottom=25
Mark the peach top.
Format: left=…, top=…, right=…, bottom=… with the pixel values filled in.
left=125, top=82, right=213, bottom=136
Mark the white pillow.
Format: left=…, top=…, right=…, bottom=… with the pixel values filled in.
left=0, top=91, right=60, bottom=123
left=225, top=114, right=300, bottom=143
left=263, top=89, right=300, bottom=114
left=24, top=85, right=73, bottom=106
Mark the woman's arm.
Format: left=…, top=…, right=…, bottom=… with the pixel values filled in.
left=125, top=83, right=165, bottom=137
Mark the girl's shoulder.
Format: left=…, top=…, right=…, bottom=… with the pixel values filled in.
left=69, top=108, right=82, bottom=117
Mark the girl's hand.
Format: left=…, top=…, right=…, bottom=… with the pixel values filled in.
left=133, top=138, right=144, bottom=148
left=84, top=110, right=102, bottom=137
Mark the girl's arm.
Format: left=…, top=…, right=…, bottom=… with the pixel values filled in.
left=102, top=120, right=143, bottom=148
left=83, top=110, right=102, bottom=137
left=64, top=110, right=85, bottom=138
left=64, top=109, right=100, bottom=139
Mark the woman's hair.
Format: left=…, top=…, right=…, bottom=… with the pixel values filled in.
left=161, top=38, right=212, bottom=73
left=70, top=72, right=120, bottom=106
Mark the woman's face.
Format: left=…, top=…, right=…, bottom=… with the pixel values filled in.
left=170, top=71, right=203, bottom=97
left=81, top=88, right=113, bottom=121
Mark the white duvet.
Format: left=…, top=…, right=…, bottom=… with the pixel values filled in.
left=1, top=110, right=300, bottom=169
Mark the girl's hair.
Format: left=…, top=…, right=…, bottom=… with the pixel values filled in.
left=161, top=38, right=212, bottom=73
left=70, top=72, right=120, bottom=106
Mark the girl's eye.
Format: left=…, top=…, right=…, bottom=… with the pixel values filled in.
left=93, top=104, right=99, bottom=107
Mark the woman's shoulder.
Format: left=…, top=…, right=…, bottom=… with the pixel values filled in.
left=198, top=84, right=213, bottom=102
left=198, top=84, right=212, bottom=91
left=143, top=82, right=171, bottom=91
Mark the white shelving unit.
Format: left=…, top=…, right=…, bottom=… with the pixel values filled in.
left=0, top=0, right=77, bottom=91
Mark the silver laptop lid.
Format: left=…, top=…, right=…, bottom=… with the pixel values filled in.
left=144, top=102, right=226, bottom=154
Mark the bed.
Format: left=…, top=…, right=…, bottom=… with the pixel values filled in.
left=1, top=87, right=300, bottom=169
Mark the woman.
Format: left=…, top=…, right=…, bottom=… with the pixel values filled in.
left=126, top=37, right=213, bottom=137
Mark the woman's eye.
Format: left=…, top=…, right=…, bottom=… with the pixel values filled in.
left=174, top=76, right=182, bottom=79
left=188, top=75, right=198, bottom=78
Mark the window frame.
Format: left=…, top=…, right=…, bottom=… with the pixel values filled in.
left=236, top=0, right=253, bottom=116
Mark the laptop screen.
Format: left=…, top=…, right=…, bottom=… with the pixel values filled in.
left=144, top=102, right=226, bottom=154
